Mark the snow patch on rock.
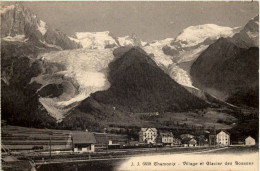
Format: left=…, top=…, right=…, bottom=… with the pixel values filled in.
left=40, top=40, right=62, bottom=50
left=247, top=31, right=258, bottom=39
left=2, top=34, right=28, bottom=42
left=37, top=20, right=47, bottom=35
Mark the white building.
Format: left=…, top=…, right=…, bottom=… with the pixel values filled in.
left=139, top=128, right=157, bottom=144
left=216, top=130, right=230, bottom=146
left=158, top=132, right=174, bottom=146
left=72, top=132, right=96, bottom=152
left=245, top=136, right=256, bottom=146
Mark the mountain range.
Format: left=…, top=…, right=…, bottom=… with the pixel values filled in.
left=1, top=3, right=258, bottom=130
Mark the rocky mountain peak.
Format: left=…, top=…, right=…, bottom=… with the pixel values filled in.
left=1, top=3, right=81, bottom=50
left=231, top=15, right=259, bottom=48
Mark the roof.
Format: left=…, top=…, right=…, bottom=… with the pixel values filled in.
left=189, top=139, right=197, bottom=145
left=140, top=128, right=157, bottom=132
left=180, top=134, right=194, bottom=139
left=2, top=156, right=19, bottom=162
left=245, top=136, right=255, bottom=140
left=182, top=138, right=197, bottom=144
left=159, top=132, right=173, bottom=137
left=72, top=132, right=96, bottom=144
left=216, top=130, right=230, bottom=135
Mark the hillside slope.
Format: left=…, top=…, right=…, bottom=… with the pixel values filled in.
left=190, top=38, right=258, bottom=107
left=78, top=47, right=208, bottom=115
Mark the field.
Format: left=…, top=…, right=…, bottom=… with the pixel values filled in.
left=36, top=146, right=258, bottom=171
left=1, top=125, right=127, bottom=152
left=157, top=109, right=237, bottom=129
left=204, top=145, right=259, bottom=154
left=2, top=139, right=258, bottom=171
left=105, top=107, right=237, bottom=130
left=2, top=125, right=72, bottom=151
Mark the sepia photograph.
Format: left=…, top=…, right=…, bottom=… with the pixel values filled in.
left=1, top=1, right=259, bottom=171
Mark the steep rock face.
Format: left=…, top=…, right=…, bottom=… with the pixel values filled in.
left=1, top=56, right=57, bottom=128
left=190, top=16, right=259, bottom=107
left=190, top=37, right=259, bottom=107
left=78, top=47, right=208, bottom=114
left=191, top=38, right=244, bottom=88
left=1, top=3, right=81, bottom=124
left=1, top=3, right=81, bottom=50
left=232, top=15, right=259, bottom=48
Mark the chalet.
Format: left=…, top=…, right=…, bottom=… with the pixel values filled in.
left=172, top=138, right=182, bottom=146
left=139, top=128, right=157, bottom=144
left=189, top=138, right=197, bottom=147
left=181, top=138, right=197, bottom=147
left=245, top=136, right=256, bottom=146
left=216, top=130, right=230, bottom=146
left=72, top=132, right=96, bottom=152
left=157, top=132, right=174, bottom=146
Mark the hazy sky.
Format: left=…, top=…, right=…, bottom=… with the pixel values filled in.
left=21, top=1, right=258, bottom=41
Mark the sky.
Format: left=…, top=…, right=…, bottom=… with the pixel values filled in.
left=21, top=1, right=259, bottom=41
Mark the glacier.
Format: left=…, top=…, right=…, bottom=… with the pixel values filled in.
left=35, top=48, right=115, bottom=121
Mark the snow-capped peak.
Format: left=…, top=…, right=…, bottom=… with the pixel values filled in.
left=143, top=24, right=237, bottom=89
left=70, top=31, right=118, bottom=49
left=175, top=24, right=236, bottom=47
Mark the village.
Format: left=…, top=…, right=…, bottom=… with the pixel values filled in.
left=1, top=123, right=258, bottom=170
left=68, top=128, right=256, bottom=152
left=2, top=125, right=256, bottom=155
